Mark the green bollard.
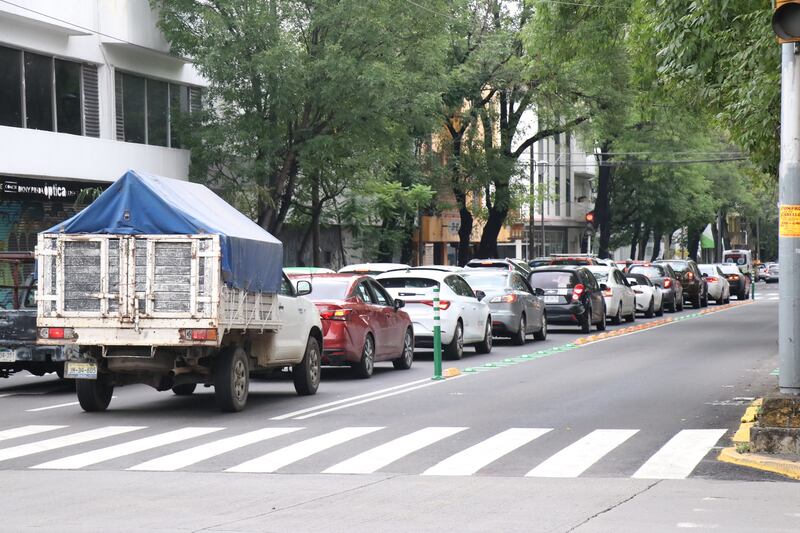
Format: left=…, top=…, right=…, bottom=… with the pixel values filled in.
left=432, top=285, right=444, bottom=380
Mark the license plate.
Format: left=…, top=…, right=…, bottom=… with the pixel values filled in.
left=0, top=349, right=14, bottom=363
left=544, top=296, right=561, bottom=304
left=65, top=361, right=97, bottom=380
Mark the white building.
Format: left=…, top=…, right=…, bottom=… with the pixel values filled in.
left=0, top=0, right=205, bottom=254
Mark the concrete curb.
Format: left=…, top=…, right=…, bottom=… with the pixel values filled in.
left=717, top=397, right=800, bottom=480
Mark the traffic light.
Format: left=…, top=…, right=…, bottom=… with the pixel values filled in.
left=773, top=1, right=800, bottom=43
left=585, top=211, right=596, bottom=228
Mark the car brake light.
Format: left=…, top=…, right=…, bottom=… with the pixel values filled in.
left=320, top=309, right=353, bottom=321
left=730, top=274, right=740, bottom=281
left=602, top=288, right=613, bottom=297
left=41, top=327, right=65, bottom=339
left=490, top=294, right=518, bottom=304
left=571, top=284, right=585, bottom=301
left=181, top=329, right=219, bottom=341
left=663, top=278, right=673, bottom=288
left=706, top=276, right=718, bottom=283
left=686, top=272, right=694, bottom=280
left=419, top=300, right=451, bottom=310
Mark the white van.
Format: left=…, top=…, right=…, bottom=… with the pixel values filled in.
left=722, top=249, right=753, bottom=276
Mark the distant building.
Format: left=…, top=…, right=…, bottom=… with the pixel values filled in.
left=0, top=0, right=205, bottom=257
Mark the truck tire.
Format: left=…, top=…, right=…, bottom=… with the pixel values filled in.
left=293, top=336, right=321, bottom=396
left=172, top=383, right=197, bottom=396
left=353, top=334, right=375, bottom=379
left=214, top=346, right=249, bottom=412
left=392, top=328, right=414, bottom=370
left=76, top=379, right=114, bottom=412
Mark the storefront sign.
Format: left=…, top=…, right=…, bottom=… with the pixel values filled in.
left=1, top=176, right=87, bottom=200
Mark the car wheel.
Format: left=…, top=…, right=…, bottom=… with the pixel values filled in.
left=596, top=304, right=607, bottom=331
left=625, top=304, right=636, bottom=322
left=444, top=321, right=464, bottom=360
left=580, top=306, right=592, bottom=333
left=534, top=314, right=548, bottom=340
left=353, top=334, right=375, bottom=379
left=511, top=314, right=527, bottom=346
left=611, top=305, right=622, bottom=325
left=214, top=345, right=249, bottom=412
left=677, top=297, right=684, bottom=311
left=172, top=383, right=197, bottom=396
left=656, top=300, right=664, bottom=316
left=692, top=293, right=701, bottom=309
left=475, top=320, right=493, bottom=354
left=701, top=291, right=709, bottom=307
left=392, top=328, right=414, bottom=370
left=76, top=378, right=114, bottom=412
left=293, top=336, right=321, bottom=396
left=645, top=298, right=655, bottom=318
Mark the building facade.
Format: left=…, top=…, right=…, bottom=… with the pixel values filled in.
left=0, top=0, right=204, bottom=260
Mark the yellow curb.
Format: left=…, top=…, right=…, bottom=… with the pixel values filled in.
left=741, top=406, right=760, bottom=423
left=732, top=422, right=754, bottom=444
left=575, top=338, right=588, bottom=345
left=442, top=367, right=461, bottom=378
left=718, top=447, right=800, bottom=480
left=753, top=398, right=763, bottom=407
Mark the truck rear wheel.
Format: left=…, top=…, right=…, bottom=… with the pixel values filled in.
left=76, top=379, right=114, bottom=412
left=293, top=336, right=321, bottom=396
left=214, top=346, right=249, bottom=412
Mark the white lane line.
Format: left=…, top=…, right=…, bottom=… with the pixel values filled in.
left=526, top=429, right=639, bottom=478
left=633, top=429, right=727, bottom=479
left=270, top=378, right=433, bottom=420
left=422, top=428, right=552, bottom=476
left=0, top=425, right=66, bottom=442
left=0, top=394, right=13, bottom=399
left=128, top=427, right=304, bottom=472
left=227, top=427, right=383, bottom=473
left=26, top=396, right=117, bottom=412
left=0, top=426, right=145, bottom=462
left=323, top=427, right=468, bottom=474
left=32, top=427, right=223, bottom=470
left=294, top=376, right=467, bottom=420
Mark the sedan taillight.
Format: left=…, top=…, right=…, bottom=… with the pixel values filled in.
left=320, top=309, right=353, bottom=321
left=663, top=278, right=673, bottom=289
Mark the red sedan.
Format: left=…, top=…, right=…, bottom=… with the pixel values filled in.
left=287, top=274, right=414, bottom=378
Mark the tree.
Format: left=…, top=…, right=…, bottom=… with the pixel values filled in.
left=154, top=0, right=447, bottom=240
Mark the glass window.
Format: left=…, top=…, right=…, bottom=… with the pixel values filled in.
left=356, top=282, right=373, bottom=303
left=452, top=276, right=475, bottom=298
left=122, top=73, right=146, bottom=143
left=628, top=266, right=665, bottom=278
left=461, top=273, right=508, bottom=291
left=368, top=281, right=390, bottom=306
left=279, top=275, right=294, bottom=296
left=55, top=59, right=82, bottom=135
left=0, top=46, right=22, bottom=127
left=24, top=52, right=53, bottom=131
left=530, top=271, right=577, bottom=289
left=170, top=83, right=189, bottom=148
left=147, top=79, right=169, bottom=147
left=300, top=278, right=349, bottom=300
left=379, top=277, right=438, bottom=289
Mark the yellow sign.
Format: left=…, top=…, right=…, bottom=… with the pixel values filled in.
left=780, top=205, right=800, bottom=237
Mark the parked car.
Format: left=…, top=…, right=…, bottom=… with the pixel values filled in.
left=529, top=257, right=552, bottom=269
left=286, top=274, right=414, bottom=378
left=283, top=267, right=336, bottom=275
left=461, top=270, right=547, bottom=345
left=718, top=263, right=751, bottom=299
left=698, top=264, right=731, bottom=305
left=655, top=259, right=708, bottom=308
left=585, top=266, right=636, bottom=324
left=756, top=263, right=769, bottom=281
left=465, top=258, right=530, bottom=275
left=625, top=273, right=664, bottom=317
left=376, top=269, right=492, bottom=360
left=627, top=263, right=684, bottom=313
left=764, top=263, right=780, bottom=283
left=529, top=266, right=607, bottom=333
left=548, top=254, right=606, bottom=266
left=339, top=263, right=411, bottom=275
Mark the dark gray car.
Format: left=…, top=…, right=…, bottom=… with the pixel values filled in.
left=627, top=263, right=684, bottom=313
left=461, top=270, right=547, bottom=345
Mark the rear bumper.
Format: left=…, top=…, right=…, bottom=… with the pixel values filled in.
left=544, top=302, right=587, bottom=324
left=0, top=344, right=68, bottom=363
left=321, top=322, right=360, bottom=364
left=489, top=307, right=519, bottom=335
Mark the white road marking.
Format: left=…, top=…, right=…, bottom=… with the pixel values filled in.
left=270, top=378, right=434, bottom=420
left=633, top=429, right=727, bottom=479
left=323, top=427, right=468, bottom=474
left=227, top=427, right=383, bottom=473
left=422, top=428, right=552, bottom=476
left=294, top=376, right=467, bottom=420
left=526, top=429, right=639, bottom=478
left=0, top=425, right=66, bottom=442
left=26, top=396, right=117, bottom=412
left=0, top=394, right=13, bottom=399
left=0, top=426, right=144, bottom=462
left=128, top=427, right=303, bottom=471
left=32, top=427, right=223, bottom=470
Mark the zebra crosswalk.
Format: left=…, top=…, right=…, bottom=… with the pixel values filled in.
left=0, top=424, right=730, bottom=479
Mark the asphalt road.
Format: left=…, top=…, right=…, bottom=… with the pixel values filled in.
left=1, top=282, right=797, bottom=532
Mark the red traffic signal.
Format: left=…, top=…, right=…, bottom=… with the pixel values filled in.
left=585, top=211, right=596, bottom=226
left=774, top=0, right=800, bottom=43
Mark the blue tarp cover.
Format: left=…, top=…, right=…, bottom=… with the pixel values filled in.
left=45, top=170, right=283, bottom=293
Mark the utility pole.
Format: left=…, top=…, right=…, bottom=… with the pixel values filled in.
left=539, top=161, right=547, bottom=257
left=529, top=145, right=535, bottom=260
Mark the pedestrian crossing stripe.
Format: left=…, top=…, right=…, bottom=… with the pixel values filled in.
left=0, top=425, right=728, bottom=479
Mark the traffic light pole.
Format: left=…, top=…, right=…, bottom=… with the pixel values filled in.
left=779, top=42, right=800, bottom=394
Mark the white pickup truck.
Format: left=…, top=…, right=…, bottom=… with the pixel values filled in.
left=36, top=171, right=323, bottom=412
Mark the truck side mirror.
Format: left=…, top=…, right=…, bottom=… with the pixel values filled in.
left=296, top=280, right=312, bottom=296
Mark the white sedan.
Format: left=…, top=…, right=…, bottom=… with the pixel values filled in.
left=626, top=273, right=664, bottom=317
left=376, top=269, right=492, bottom=360
left=698, top=264, right=731, bottom=304
left=586, top=265, right=636, bottom=324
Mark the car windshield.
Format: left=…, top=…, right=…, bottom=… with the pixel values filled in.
left=550, top=258, right=592, bottom=265
left=300, top=279, right=352, bottom=300
left=626, top=274, right=650, bottom=286
left=660, top=261, right=688, bottom=273
left=379, top=277, right=439, bottom=289
left=461, top=273, right=508, bottom=290
left=529, top=271, right=577, bottom=289
left=628, top=266, right=664, bottom=278
left=718, top=264, right=741, bottom=275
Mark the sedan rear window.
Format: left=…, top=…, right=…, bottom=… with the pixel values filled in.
left=659, top=261, right=688, bottom=273
left=529, top=271, right=577, bottom=289
left=302, top=279, right=351, bottom=300
left=461, top=273, right=508, bottom=290
left=628, top=266, right=665, bottom=278
left=718, top=264, right=742, bottom=275
left=379, top=277, right=439, bottom=289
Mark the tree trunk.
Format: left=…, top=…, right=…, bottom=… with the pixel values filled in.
left=629, top=222, right=640, bottom=260
left=719, top=211, right=730, bottom=251
left=712, top=212, right=722, bottom=262
left=666, top=230, right=674, bottom=259
left=637, top=226, right=650, bottom=261
left=311, top=178, right=321, bottom=266
left=295, top=223, right=312, bottom=266
left=594, top=141, right=613, bottom=259
left=477, top=204, right=508, bottom=258
left=687, top=226, right=702, bottom=261
left=454, top=188, right=474, bottom=266
left=650, top=230, right=663, bottom=261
